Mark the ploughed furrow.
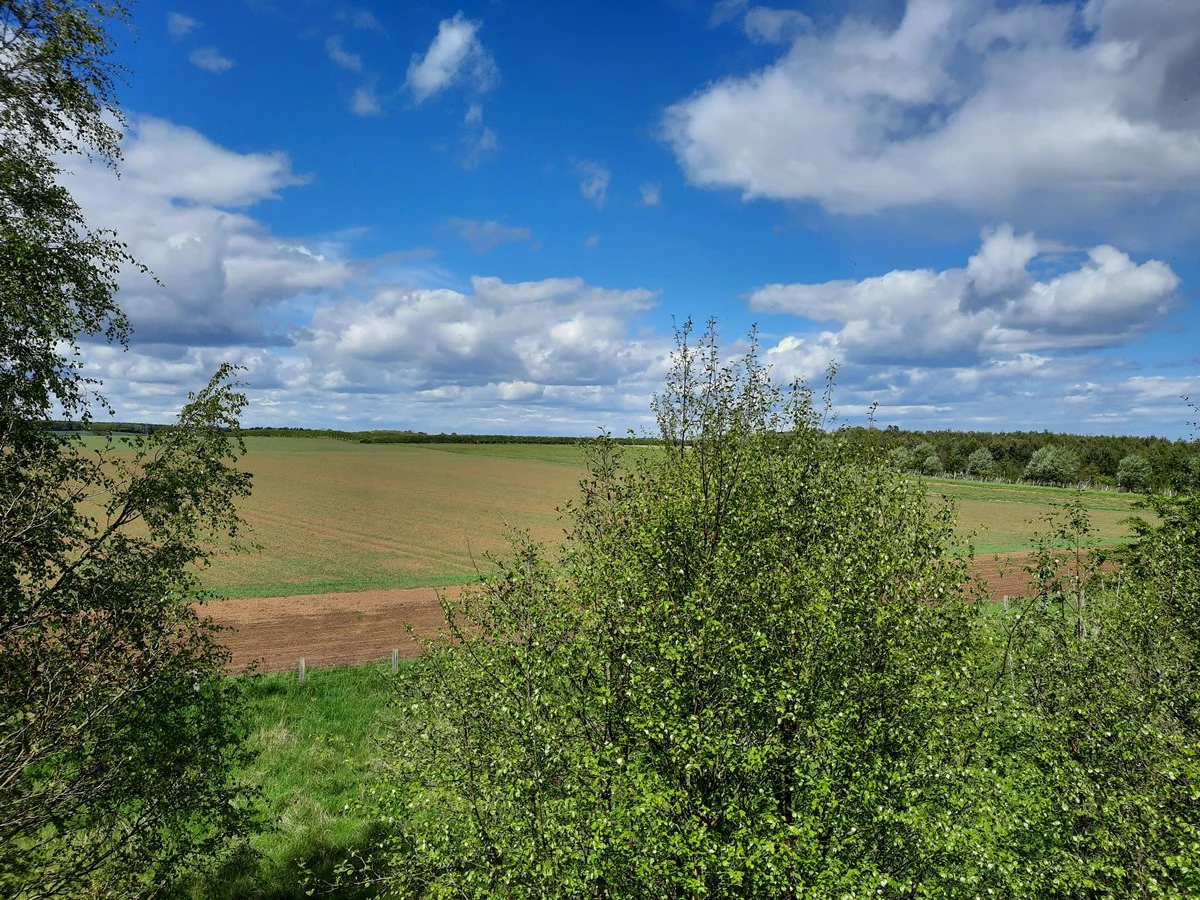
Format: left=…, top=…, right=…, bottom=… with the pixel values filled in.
left=208, top=556, right=1042, bottom=674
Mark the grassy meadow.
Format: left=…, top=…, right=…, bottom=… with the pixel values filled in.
left=176, top=664, right=395, bottom=899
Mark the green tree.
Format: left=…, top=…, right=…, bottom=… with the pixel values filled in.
left=966, top=446, right=994, bottom=478
left=367, top=323, right=984, bottom=898
left=1117, top=453, right=1154, bottom=492
left=1, top=2, right=257, bottom=895
left=888, top=444, right=916, bottom=471
left=1024, top=443, right=1079, bottom=484
left=966, top=496, right=1200, bottom=897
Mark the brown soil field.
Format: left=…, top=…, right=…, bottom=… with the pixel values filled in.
left=208, top=554, right=1045, bottom=673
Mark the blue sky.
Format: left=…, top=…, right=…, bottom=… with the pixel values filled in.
left=70, top=0, right=1200, bottom=436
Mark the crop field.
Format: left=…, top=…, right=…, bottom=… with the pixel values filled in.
left=67, top=435, right=1151, bottom=672
left=174, top=437, right=1151, bottom=598
left=199, top=437, right=588, bottom=598
left=927, top=477, right=1147, bottom=556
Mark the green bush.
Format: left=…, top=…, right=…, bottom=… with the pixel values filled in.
left=366, top=323, right=984, bottom=898
left=1117, top=453, right=1154, bottom=491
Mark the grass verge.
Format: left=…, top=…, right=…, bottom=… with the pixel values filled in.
left=177, top=664, right=397, bottom=899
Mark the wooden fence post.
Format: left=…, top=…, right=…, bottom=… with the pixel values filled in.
left=391, top=648, right=399, bottom=674
left=298, top=657, right=306, bottom=685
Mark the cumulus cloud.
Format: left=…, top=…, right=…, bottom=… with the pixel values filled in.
left=117, top=117, right=306, bottom=206
left=188, top=47, right=234, bottom=74
left=665, top=0, right=1200, bottom=221
left=64, top=117, right=348, bottom=350
left=640, top=182, right=661, bottom=206
left=284, top=276, right=666, bottom=431
left=63, top=118, right=666, bottom=433
left=577, top=160, right=611, bottom=209
left=750, top=225, right=1180, bottom=371
left=446, top=218, right=533, bottom=252
left=406, top=13, right=497, bottom=104
left=325, top=35, right=363, bottom=71
left=167, top=12, right=198, bottom=37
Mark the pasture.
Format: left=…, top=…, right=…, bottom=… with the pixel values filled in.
left=182, top=436, right=1150, bottom=599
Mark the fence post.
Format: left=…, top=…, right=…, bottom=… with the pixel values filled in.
left=391, top=648, right=399, bottom=674
left=298, top=657, right=306, bottom=685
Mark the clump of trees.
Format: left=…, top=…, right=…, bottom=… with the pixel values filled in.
left=1, top=2, right=256, bottom=896
left=359, top=326, right=1200, bottom=898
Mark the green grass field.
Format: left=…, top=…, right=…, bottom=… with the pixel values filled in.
left=178, top=664, right=396, bottom=899
left=79, top=435, right=1150, bottom=598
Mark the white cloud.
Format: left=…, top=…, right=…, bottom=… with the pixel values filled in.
left=64, top=118, right=668, bottom=434
left=460, top=126, right=498, bottom=170
left=446, top=218, right=533, bottom=252
left=665, top=0, right=1200, bottom=222
left=325, top=35, right=362, bottom=72
left=280, top=276, right=667, bottom=431
left=188, top=47, right=234, bottom=74
left=351, top=86, right=381, bottom=116
left=741, top=7, right=810, bottom=43
left=63, top=118, right=346, bottom=351
left=406, top=13, right=497, bottom=104
left=577, top=160, right=610, bottom=209
left=709, top=0, right=747, bottom=27
left=167, top=12, right=198, bottom=38
left=750, top=225, right=1180, bottom=368
left=640, top=182, right=661, bottom=206
left=117, top=117, right=306, bottom=207
left=585, top=234, right=600, bottom=250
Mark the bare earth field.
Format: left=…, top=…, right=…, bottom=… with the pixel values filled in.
left=208, top=555, right=1041, bottom=673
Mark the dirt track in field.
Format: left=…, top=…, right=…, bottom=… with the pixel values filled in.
left=207, top=556, right=1040, bottom=673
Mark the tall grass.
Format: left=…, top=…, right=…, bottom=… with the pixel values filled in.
left=176, top=664, right=397, bottom=899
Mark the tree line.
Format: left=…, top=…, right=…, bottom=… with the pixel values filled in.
left=856, top=426, right=1200, bottom=490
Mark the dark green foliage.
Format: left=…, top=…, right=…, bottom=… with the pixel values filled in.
left=2, top=2, right=258, bottom=894
left=853, top=426, right=1198, bottom=489
left=368, top=323, right=984, bottom=898
left=0, top=372, right=259, bottom=898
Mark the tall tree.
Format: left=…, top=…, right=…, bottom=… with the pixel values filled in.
left=1, top=2, right=256, bottom=896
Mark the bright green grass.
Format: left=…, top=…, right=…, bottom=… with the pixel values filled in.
left=210, top=572, right=474, bottom=600
left=180, top=664, right=397, bottom=899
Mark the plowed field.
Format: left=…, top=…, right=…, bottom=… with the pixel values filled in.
left=208, top=554, right=1043, bottom=673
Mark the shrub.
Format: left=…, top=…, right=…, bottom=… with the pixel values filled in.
left=365, top=323, right=983, bottom=898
